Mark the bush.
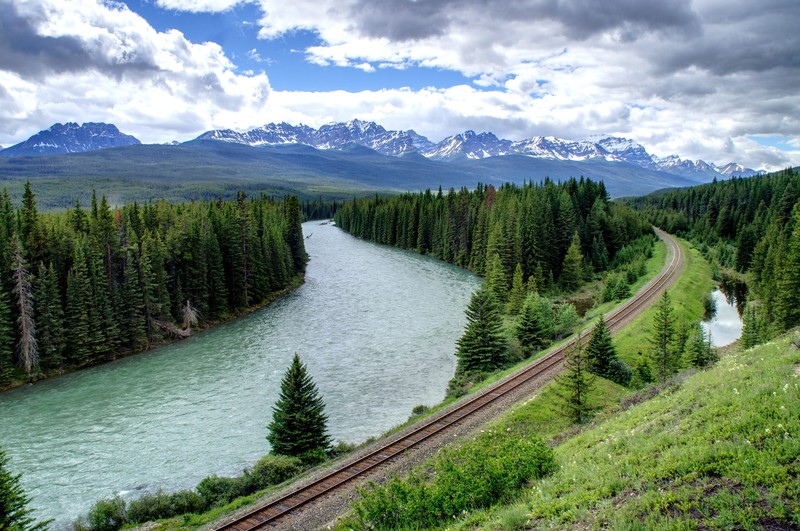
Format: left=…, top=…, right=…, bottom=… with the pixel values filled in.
left=126, top=489, right=206, bottom=523
left=328, top=440, right=358, bottom=459
left=411, top=404, right=429, bottom=416
left=354, top=432, right=557, bottom=529
left=83, top=495, right=126, bottom=531
left=197, top=474, right=254, bottom=507
left=252, top=454, right=303, bottom=488
left=606, top=357, right=633, bottom=386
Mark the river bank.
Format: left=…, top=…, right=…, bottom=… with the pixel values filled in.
left=0, top=274, right=306, bottom=394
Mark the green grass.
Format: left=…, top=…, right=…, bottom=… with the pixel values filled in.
left=614, top=239, right=714, bottom=366
left=455, top=332, right=800, bottom=530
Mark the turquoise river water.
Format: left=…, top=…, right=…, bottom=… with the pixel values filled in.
left=0, top=222, right=481, bottom=527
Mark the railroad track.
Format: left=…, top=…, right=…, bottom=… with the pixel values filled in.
left=216, top=228, right=684, bottom=531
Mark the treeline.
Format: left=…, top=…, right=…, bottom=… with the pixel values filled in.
left=335, top=177, right=651, bottom=287
left=625, top=167, right=800, bottom=342
left=0, top=185, right=306, bottom=388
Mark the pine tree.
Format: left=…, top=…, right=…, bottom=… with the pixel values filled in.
left=10, top=235, right=37, bottom=376
left=775, top=205, right=800, bottom=330
left=485, top=253, right=508, bottom=306
left=0, top=285, right=13, bottom=386
left=65, top=241, right=93, bottom=366
left=285, top=195, right=307, bottom=273
left=684, top=323, right=716, bottom=368
left=455, top=284, right=508, bottom=374
left=516, top=294, right=553, bottom=357
left=559, top=232, right=583, bottom=291
left=555, top=338, right=596, bottom=424
left=0, top=446, right=49, bottom=530
left=506, top=263, right=526, bottom=315
left=34, top=263, right=65, bottom=373
left=586, top=316, right=615, bottom=377
left=649, top=291, right=677, bottom=381
left=267, top=354, right=331, bottom=462
left=739, top=303, right=762, bottom=350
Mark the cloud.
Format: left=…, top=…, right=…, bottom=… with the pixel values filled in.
left=0, top=0, right=271, bottom=144
left=155, top=0, right=247, bottom=13
left=245, top=0, right=800, bottom=170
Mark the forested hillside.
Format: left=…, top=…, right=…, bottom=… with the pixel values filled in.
left=0, top=185, right=306, bottom=389
left=625, top=167, right=800, bottom=342
left=335, top=177, right=650, bottom=288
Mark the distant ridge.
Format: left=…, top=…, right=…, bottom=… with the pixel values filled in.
left=0, top=122, right=140, bottom=157
left=192, top=119, right=763, bottom=181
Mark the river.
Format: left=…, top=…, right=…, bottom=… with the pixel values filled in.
left=0, top=222, right=481, bottom=527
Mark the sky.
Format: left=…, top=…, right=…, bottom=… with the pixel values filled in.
left=0, top=0, right=798, bottom=170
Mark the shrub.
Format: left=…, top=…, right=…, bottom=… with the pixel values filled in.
left=354, top=432, right=557, bottom=529
left=411, top=404, right=429, bottom=416
left=607, top=357, right=633, bottom=386
left=197, top=474, right=253, bottom=507
left=83, top=496, right=126, bottom=531
left=328, top=440, right=357, bottom=459
left=252, top=454, right=303, bottom=488
left=126, top=489, right=206, bottom=523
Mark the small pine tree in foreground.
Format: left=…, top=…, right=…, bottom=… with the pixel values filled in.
left=267, top=354, right=331, bottom=463
left=0, top=446, right=49, bottom=530
left=555, top=337, right=596, bottom=424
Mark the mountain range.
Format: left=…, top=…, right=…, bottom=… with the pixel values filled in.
left=194, top=119, right=762, bottom=180
left=1, top=120, right=761, bottom=181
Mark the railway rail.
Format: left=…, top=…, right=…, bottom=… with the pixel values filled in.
left=216, top=228, right=684, bottom=530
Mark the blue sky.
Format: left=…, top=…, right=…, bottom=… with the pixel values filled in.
left=125, top=1, right=471, bottom=92
left=0, top=0, right=798, bottom=170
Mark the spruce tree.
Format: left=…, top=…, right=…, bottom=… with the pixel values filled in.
left=34, top=263, right=65, bottom=373
left=0, top=286, right=13, bottom=386
left=11, top=235, right=37, bottom=376
left=0, top=446, right=49, bottom=530
left=485, top=253, right=508, bottom=306
left=455, top=284, right=508, bottom=374
left=739, top=303, right=762, bottom=350
left=267, top=354, right=331, bottom=462
left=516, top=294, right=553, bottom=357
left=555, top=338, right=596, bottom=424
left=559, top=232, right=583, bottom=291
left=684, top=323, right=716, bottom=368
left=506, top=263, right=526, bottom=315
left=649, top=291, right=677, bottom=381
left=586, top=316, right=615, bottom=377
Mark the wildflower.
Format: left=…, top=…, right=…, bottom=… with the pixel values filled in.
left=733, top=388, right=739, bottom=395
left=765, top=428, right=771, bottom=434
left=784, top=383, right=789, bottom=393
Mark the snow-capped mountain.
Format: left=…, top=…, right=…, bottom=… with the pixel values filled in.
left=189, top=119, right=763, bottom=181
left=0, top=122, right=140, bottom=157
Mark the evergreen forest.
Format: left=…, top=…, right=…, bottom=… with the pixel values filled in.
left=625, top=167, right=800, bottom=344
left=0, top=184, right=307, bottom=389
left=334, top=177, right=650, bottom=287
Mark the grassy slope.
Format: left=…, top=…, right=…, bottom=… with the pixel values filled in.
left=614, top=240, right=714, bottom=366
left=458, top=333, right=800, bottom=530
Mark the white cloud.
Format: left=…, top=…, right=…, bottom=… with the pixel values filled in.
left=154, top=0, right=247, bottom=13
left=244, top=0, right=800, bottom=171
left=1, top=0, right=798, bottom=172
left=0, top=0, right=271, bottom=143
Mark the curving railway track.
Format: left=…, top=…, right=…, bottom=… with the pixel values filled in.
left=215, top=228, right=684, bottom=530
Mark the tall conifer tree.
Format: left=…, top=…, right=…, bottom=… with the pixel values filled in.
left=267, top=354, right=331, bottom=461
left=455, top=284, right=508, bottom=374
